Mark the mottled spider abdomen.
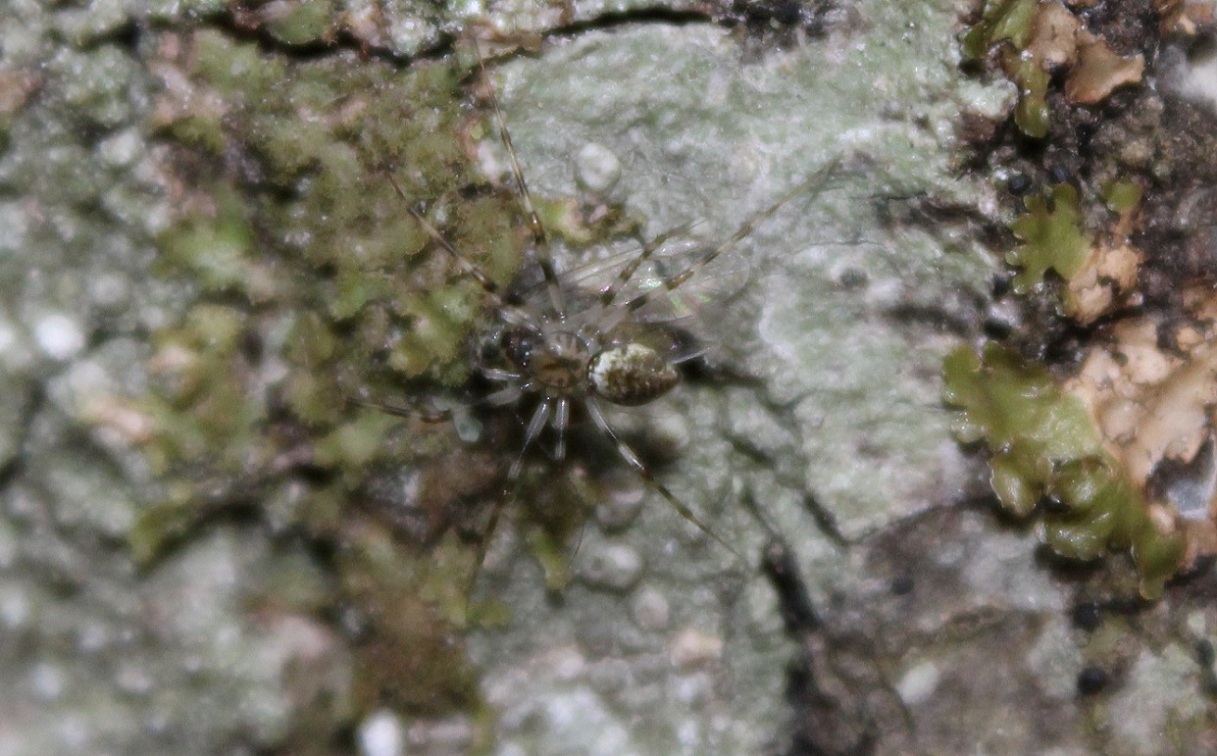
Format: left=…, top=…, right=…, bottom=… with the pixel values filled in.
left=587, top=342, right=679, bottom=406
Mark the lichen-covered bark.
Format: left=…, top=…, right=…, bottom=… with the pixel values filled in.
left=4, top=1, right=1217, bottom=755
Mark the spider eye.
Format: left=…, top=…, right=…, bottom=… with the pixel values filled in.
left=587, top=343, right=679, bottom=406
left=477, top=328, right=505, bottom=361
left=502, top=330, right=536, bottom=368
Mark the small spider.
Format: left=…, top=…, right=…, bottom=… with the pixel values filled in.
left=360, top=47, right=839, bottom=581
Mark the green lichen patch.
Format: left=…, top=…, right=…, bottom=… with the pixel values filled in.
left=1010, top=58, right=1051, bottom=139
left=943, top=343, right=1185, bottom=598
left=146, top=28, right=523, bottom=394
left=944, top=343, right=1101, bottom=515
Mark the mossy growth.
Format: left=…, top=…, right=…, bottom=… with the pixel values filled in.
left=131, top=28, right=576, bottom=722
left=134, top=25, right=647, bottom=726
left=262, top=0, right=338, bottom=47
left=943, top=344, right=1185, bottom=598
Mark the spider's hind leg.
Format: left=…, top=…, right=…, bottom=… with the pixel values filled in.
left=584, top=398, right=742, bottom=559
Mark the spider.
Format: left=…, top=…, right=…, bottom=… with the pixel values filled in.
left=359, top=47, right=840, bottom=582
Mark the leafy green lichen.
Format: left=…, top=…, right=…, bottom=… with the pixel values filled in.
left=960, top=0, right=1049, bottom=137
left=960, top=0, right=1039, bottom=61
left=1007, top=183, right=1092, bottom=295
left=1009, top=55, right=1051, bottom=139
left=1101, top=178, right=1144, bottom=215
left=943, top=344, right=1185, bottom=598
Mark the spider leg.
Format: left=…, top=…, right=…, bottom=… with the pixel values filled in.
left=386, top=175, right=499, bottom=296
left=595, top=224, right=692, bottom=309
left=623, top=156, right=842, bottom=315
left=509, top=398, right=552, bottom=488
left=386, top=174, right=540, bottom=332
left=479, top=367, right=523, bottom=382
left=346, top=396, right=451, bottom=423
left=349, top=384, right=524, bottom=422
left=585, top=398, right=741, bottom=558
left=473, top=41, right=566, bottom=319
left=481, top=384, right=527, bottom=408
left=552, top=397, right=571, bottom=461
left=465, top=399, right=553, bottom=596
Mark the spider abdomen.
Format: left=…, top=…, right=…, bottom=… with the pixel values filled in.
left=587, top=343, right=679, bottom=406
